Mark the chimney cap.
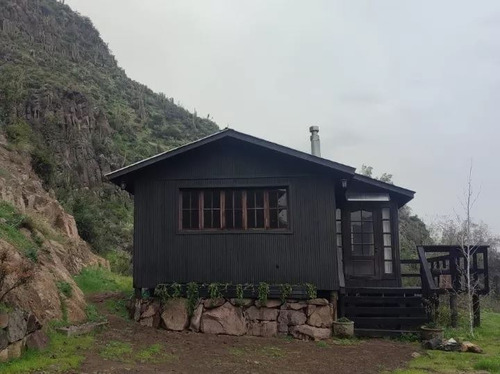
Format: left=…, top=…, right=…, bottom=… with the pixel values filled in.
left=309, top=126, right=319, bottom=133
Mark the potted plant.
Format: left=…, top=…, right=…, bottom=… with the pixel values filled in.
left=420, top=322, right=444, bottom=340
left=333, top=317, right=354, bottom=338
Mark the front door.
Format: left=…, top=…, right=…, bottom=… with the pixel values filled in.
left=340, top=203, right=395, bottom=284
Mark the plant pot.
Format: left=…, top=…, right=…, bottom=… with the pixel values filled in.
left=333, top=320, right=354, bottom=338
left=420, top=326, right=444, bottom=341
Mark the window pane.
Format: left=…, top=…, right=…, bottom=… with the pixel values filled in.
left=383, top=234, right=392, bottom=246
left=213, top=191, right=220, bottom=207
left=352, top=244, right=363, bottom=255
left=234, top=210, right=242, bottom=229
left=278, top=209, right=288, bottom=228
left=234, top=191, right=242, bottom=209
left=204, top=210, right=212, bottom=228
left=204, top=191, right=212, bottom=208
left=182, top=211, right=190, bottom=229
left=351, top=222, right=362, bottom=233
left=350, top=210, right=361, bottom=221
left=362, top=221, right=373, bottom=233
left=270, top=208, right=278, bottom=228
left=383, top=221, right=391, bottom=233
left=191, top=210, right=199, bottom=229
left=384, top=247, right=392, bottom=260
left=225, top=192, right=233, bottom=209
left=364, top=245, right=374, bottom=256
left=382, top=208, right=390, bottom=220
left=352, top=233, right=363, bottom=244
left=269, top=191, right=278, bottom=208
left=337, top=235, right=342, bottom=247
left=248, top=192, right=255, bottom=207
left=256, top=191, right=264, bottom=208
left=385, top=261, right=393, bottom=274
left=277, top=190, right=287, bottom=208
left=256, top=209, right=265, bottom=227
left=225, top=210, right=234, bottom=229
left=247, top=210, right=255, bottom=228
left=336, top=221, right=342, bottom=232
left=362, top=210, right=372, bottom=219
left=213, top=210, right=220, bottom=228
left=336, top=208, right=341, bottom=220
left=363, top=233, right=374, bottom=244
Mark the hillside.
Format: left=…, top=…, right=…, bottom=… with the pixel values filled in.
left=0, top=0, right=218, bottom=257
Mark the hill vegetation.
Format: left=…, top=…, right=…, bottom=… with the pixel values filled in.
left=0, top=0, right=219, bottom=262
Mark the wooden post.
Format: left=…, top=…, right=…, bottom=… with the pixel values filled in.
left=449, top=292, right=458, bottom=328
left=330, top=291, right=339, bottom=319
left=473, top=293, right=480, bottom=327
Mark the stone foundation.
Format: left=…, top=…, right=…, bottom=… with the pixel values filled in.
left=129, top=297, right=335, bottom=341
left=0, top=309, right=46, bottom=362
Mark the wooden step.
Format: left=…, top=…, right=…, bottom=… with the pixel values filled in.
left=350, top=316, right=427, bottom=329
left=355, top=328, right=421, bottom=338
left=346, top=287, right=423, bottom=296
left=345, top=306, right=426, bottom=317
left=344, top=296, right=424, bottom=306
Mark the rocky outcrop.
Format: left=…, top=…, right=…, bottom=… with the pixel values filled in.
left=161, top=299, right=189, bottom=331
left=0, top=140, right=107, bottom=324
left=0, top=309, right=45, bottom=363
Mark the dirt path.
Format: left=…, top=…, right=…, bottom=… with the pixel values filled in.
left=78, top=293, right=418, bottom=374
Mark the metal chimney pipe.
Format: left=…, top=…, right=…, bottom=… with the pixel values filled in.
left=309, top=126, right=321, bottom=157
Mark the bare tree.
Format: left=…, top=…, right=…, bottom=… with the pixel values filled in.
left=456, top=162, right=481, bottom=337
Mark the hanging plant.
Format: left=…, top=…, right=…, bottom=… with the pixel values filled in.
left=279, top=283, right=292, bottom=303
left=170, top=282, right=182, bottom=298
left=236, top=284, right=244, bottom=300
left=154, top=284, right=170, bottom=303
left=208, top=283, right=222, bottom=299
left=258, top=282, right=270, bottom=305
left=186, top=282, right=199, bottom=316
left=305, top=283, right=317, bottom=299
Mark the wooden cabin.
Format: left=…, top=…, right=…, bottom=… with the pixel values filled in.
left=107, top=128, right=489, bottom=335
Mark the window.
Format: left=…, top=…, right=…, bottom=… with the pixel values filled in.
left=382, top=208, right=393, bottom=274
left=180, top=188, right=289, bottom=231
left=350, top=210, right=374, bottom=256
left=336, top=208, right=342, bottom=251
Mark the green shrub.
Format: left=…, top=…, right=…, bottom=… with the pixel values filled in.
left=57, top=281, right=73, bottom=298
left=208, top=283, right=222, bottom=299
left=305, top=283, right=317, bottom=299
left=105, top=250, right=132, bottom=276
left=279, top=283, right=292, bottom=303
left=258, top=282, right=269, bottom=304
left=186, top=282, right=199, bottom=316
left=154, top=284, right=170, bottom=303
left=5, top=120, right=33, bottom=149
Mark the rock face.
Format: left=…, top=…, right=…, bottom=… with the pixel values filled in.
left=201, top=302, right=247, bottom=336
left=245, top=306, right=279, bottom=321
left=7, top=309, right=27, bottom=343
left=189, top=304, right=203, bottom=332
left=161, top=299, right=189, bottom=331
left=25, top=330, right=49, bottom=351
left=0, top=142, right=108, bottom=325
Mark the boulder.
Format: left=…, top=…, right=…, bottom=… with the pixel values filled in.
left=189, top=304, right=203, bottom=332
left=229, top=298, right=254, bottom=307
left=248, top=321, right=278, bottom=337
left=7, top=309, right=27, bottom=343
left=308, top=298, right=329, bottom=306
left=307, top=305, right=334, bottom=328
left=139, top=315, right=160, bottom=328
left=306, top=305, right=316, bottom=317
left=245, top=306, right=279, bottom=321
left=0, top=329, right=8, bottom=350
left=278, top=310, right=306, bottom=326
left=278, top=320, right=288, bottom=334
left=25, top=330, right=49, bottom=351
left=203, top=298, right=225, bottom=309
left=133, top=299, right=142, bottom=322
left=7, top=339, right=24, bottom=360
left=26, top=314, right=41, bottom=334
left=161, top=299, right=189, bottom=331
left=201, top=302, right=247, bottom=336
left=255, top=299, right=282, bottom=308
left=422, top=338, right=444, bottom=350
left=290, top=325, right=331, bottom=341
left=461, top=341, right=483, bottom=354
left=141, top=301, right=160, bottom=319
left=0, top=348, right=7, bottom=363
left=0, top=313, right=8, bottom=329
left=287, top=302, right=306, bottom=311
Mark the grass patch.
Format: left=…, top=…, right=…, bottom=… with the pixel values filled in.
left=135, top=343, right=177, bottom=364
left=99, top=340, right=133, bottom=361
left=85, top=303, right=105, bottom=322
left=396, top=311, right=500, bottom=374
left=104, top=298, right=129, bottom=319
left=0, top=331, right=94, bottom=373
left=316, top=341, right=329, bottom=348
left=56, top=281, right=72, bottom=298
left=228, top=347, right=247, bottom=356
left=259, top=345, right=285, bottom=358
left=73, top=266, right=132, bottom=295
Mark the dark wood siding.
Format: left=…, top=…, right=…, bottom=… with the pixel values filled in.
left=132, top=138, right=340, bottom=290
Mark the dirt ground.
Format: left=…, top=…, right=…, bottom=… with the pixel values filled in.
left=78, top=293, right=418, bottom=374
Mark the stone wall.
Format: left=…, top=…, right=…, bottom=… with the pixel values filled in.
left=129, top=297, right=336, bottom=341
left=0, top=308, right=47, bottom=362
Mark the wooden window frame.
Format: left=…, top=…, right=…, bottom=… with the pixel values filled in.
left=179, top=187, right=289, bottom=232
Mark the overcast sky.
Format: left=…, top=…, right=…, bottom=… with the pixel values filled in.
left=66, top=0, right=500, bottom=234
